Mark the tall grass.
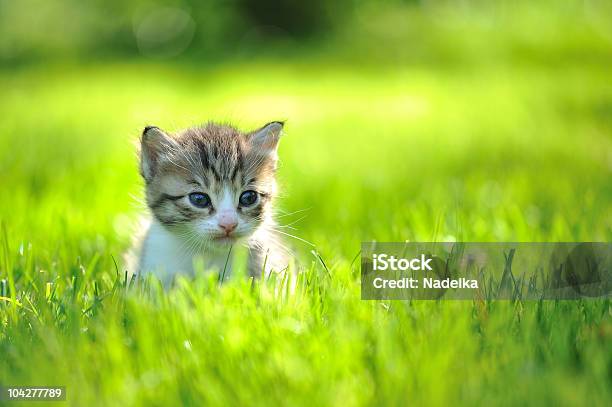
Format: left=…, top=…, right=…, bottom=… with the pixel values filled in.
left=1, top=2, right=611, bottom=405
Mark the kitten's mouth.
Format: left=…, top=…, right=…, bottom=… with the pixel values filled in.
left=212, top=234, right=239, bottom=245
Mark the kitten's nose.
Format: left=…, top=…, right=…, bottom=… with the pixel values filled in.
left=218, top=221, right=238, bottom=235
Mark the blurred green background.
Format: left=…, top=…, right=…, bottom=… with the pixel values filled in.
left=0, top=0, right=611, bottom=405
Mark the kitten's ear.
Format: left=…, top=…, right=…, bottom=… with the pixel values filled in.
left=249, top=121, right=284, bottom=157
left=140, top=126, right=176, bottom=181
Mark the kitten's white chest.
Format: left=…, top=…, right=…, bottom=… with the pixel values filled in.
left=138, top=219, right=230, bottom=285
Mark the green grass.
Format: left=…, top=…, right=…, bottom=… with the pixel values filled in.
left=1, top=4, right=612, bottom=405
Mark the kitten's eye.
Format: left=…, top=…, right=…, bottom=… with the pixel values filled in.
left=188, top=192, right=211, bottom=208
left=239, top=190, right=258, bottom=207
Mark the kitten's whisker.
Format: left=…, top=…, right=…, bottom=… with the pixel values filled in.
left=176, top=231, right=201, bottom=259
left=173, top=227, right=208, bottom=258
left=273, top=207, right=312, bottom=219
left=276, top=224, right=297, bottom=230
left=269, top=229, right=315, bottom=247
left=276, top=215, right=307, bottom=229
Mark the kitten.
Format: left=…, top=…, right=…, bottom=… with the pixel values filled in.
left=131, top=121, right=288, bottom=286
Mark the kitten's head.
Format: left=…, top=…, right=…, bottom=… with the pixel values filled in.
left=140, top=121, right=283, bottom=248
